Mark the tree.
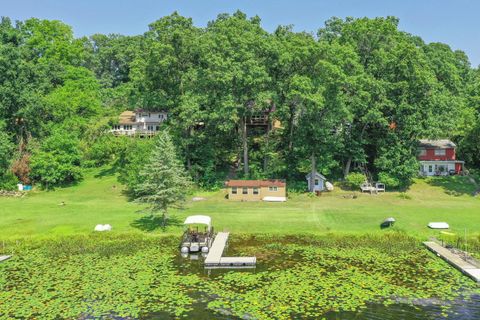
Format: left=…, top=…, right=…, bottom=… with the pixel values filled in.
left=133, top=131, right=192, bottom=227
left=29, top=130, right=82, bottom=189
left=0, top=121, right=15, bottom=189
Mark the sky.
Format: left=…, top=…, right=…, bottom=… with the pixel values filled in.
left=1, top=0, right=479, bottom=67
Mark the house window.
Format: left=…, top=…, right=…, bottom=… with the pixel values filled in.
left=242, top=187, right=248, bottom=194
left=123, top=125, right=132, bottom=130
left=156, top=126, right=160, bottom=131
left=112, top=125, right=121, bottom=130
left=428, top=165, right=433, bottom=173
left=253, top=187, right=259, bottom=195
left=434, top=149, right=446, bottom=156
left=147, top=125, right=154, bottom=131
left=269, top=186, right=278, bottom=192
left=314, top=179, right=319, bottom=186
left=419, top=149, right=426, bottom=156
left=232, top=187, right=237, bottom=194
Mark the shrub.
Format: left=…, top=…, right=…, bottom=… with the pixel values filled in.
left=345, top=172, right=366, bottom=189
left=30, top=130, right=83, bottom=189
left=378, top=172, right=401, bottom=189
left=287, top=180, right=308, bottom=193
left=0, top=171, right=18, bottom=190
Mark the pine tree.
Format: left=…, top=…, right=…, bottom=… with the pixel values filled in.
left=133, top=131, right=192, bottom=226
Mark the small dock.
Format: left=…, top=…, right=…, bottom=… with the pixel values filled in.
left=0, top=255, right=11, bottom=263
left=424, top=241, right=480, bottom=283
left=204, top=232, right=256, bottom=269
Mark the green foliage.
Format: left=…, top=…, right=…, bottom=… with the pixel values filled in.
left=345, top=172, right=366, bottom=189
left=0, top=234, right=477, bottom=319
left=1, top=12, right=480, bottom=191
left=378, top=172, right=401, bottom=189
left=0, top=122, right=15, bottom=188
left=0, top=171, right=17, bottom=190
left=29, top=130, right=82, bottom=188
left=114, top=138, right=154, bottom=193
left=0, top=235, right=200, bottom=319
left=133, top=131, right=192, bottom=217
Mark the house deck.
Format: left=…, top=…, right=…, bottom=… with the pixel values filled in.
left=424, top=241, right=480, bottom=283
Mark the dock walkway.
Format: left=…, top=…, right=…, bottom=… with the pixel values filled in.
left=204, top=232, right=256, bottom=269
left=424, top=241, right=480, bottom=283
left=0, top=255, right=11, bottom=263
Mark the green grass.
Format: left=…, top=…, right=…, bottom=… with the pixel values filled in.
left=0, top=168, right=479, bottom=240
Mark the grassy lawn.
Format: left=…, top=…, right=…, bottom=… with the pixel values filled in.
left=0, top=168, right=479, bottom=240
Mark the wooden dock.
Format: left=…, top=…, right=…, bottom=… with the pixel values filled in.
left=424, top=241, right=480, bottom=283
left=204, top=232, right=256, bottom=269
left=0, top=255, right=11, bottom=263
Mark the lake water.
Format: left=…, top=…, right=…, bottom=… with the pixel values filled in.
left=164, top=239, right=480, bottom=320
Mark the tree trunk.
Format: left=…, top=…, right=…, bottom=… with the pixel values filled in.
left=162, top=210, right=168, bottom=229
left=344, top=156, right=352, bottom=178
left=263, top=121, right=271, bottom=172
left=186, top=127, right=193, bottom=172
left=309, top=153, right=316, bottom=193
left=242, top=116, right=249, bottom=176
left=288, top=104, right=296, bottom=151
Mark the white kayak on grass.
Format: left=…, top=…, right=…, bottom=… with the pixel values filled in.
left=428, top=222, right=449, bottom=229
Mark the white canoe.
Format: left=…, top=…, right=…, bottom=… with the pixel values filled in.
left=428, top=222, right=449, bottom=229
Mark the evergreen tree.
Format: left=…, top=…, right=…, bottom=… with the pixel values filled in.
left=133, top=130, right=192, bottom=226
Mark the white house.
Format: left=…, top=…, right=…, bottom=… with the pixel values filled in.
left=305, top=171, right=327, bottom=192
left=111, top=109, right=167, bottom=136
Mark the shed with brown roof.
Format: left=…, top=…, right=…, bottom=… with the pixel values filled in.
left=225, top=180, right=286, bottom=201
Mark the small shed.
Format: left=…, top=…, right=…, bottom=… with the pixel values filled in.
left=305, top=171, right=327, bottom=192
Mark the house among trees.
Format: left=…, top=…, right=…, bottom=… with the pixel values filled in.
left=418, top=139, right=464, bottom=176
left=306, top=171, right=327, bottom=192
left=111, top=109, right=167, bottom=137
left=225, top=180, right=286, bottom=201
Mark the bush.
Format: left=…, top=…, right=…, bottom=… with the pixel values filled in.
left=30, top=130, right=83, bottom=189
left=116, top=139, right=154, bottom=194
left=82, top=134, right=127, bottom=167
left=345, top=173, right=366, bottom=189
left=378, top=172, right=401, bottom=189
left=0, top=171, right=18, bottom=190
left=287, top=180, right=308, bottom=193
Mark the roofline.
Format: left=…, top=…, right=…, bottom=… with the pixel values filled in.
left=135, top=108, right=168, bottom=113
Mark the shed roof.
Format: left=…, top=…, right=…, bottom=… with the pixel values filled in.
left=225, top=179, right=286, bottom=188
left=419, top=139, right=456, bottom=149
left=305, top=172, right=327, bottom=180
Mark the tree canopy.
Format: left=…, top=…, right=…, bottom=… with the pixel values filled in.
left=0, top=13, right=479, bottom=190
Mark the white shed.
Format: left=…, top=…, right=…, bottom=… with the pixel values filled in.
left=305, top=171, right=327, bottom=192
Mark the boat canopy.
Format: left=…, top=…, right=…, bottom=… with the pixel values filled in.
left=184, top=215, right=212, bottom=231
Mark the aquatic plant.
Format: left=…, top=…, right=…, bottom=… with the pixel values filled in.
left=0, top=233, right=478, bottom=319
